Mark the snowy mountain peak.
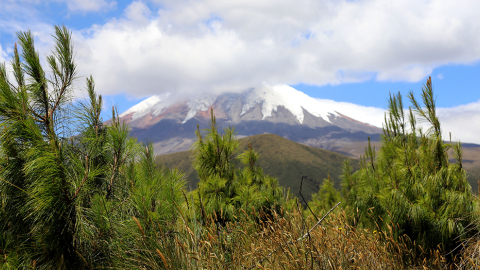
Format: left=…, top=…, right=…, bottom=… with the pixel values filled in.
left=182, top=95, right=216, bottom=124
left=117, top=84, right=386, bottom=155
left=242, top=84, right=339, bottom=123
left=118, top=84, right=386, bottom=131
left=120, top=93, right=172, bottom=121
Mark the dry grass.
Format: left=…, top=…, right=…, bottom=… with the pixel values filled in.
left=132, top=203, right=451, bottom=270
left=456, top=238, right=480, bottom=269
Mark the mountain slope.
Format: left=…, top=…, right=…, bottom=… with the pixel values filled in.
left=155, top=133, right=360, bottom=201
left=118, top=85, right=383, bottom=155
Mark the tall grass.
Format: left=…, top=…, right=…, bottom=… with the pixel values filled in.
left=117, top=198, right=452, bottom=270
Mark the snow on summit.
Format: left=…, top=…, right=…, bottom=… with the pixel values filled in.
left=119, top=85, right=386, bottom=128
left=243, top=85, right=338, bottom=123
left=182, top=95, right=217, bottom=124
left=120, top=93, right=172, bottom=121
left=242, top=84, right=385, bottom=126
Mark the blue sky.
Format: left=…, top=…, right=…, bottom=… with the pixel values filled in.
left=1, top=0, right=480, bottom=142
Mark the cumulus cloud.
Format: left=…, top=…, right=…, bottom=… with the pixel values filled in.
left=2, top=0, right=480, bottom=97
left=437, top=102, right=480, bottom=144
left=62, top=0, right=480, bottom=98
left=2, top=0, right=480, bottom=130
left=0, top=0, right=477, bottom=98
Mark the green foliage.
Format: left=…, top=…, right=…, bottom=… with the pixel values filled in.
left=308, top=175, right=342, bottom=216
left=192, top=109, right=284, bottom=224
left=0, top=26, right=186, bottom=269
left=342, top=77, right=479, bottom=257
left=2, top=25, right=478, bottom=269
left=157, top=133, right=359, bottom=202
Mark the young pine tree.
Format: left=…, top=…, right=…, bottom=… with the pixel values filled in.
left=0, top=26, right=187, bottom=269
left=192, top=109, right=283, bottom=224
left=342, top=77, right=478, bottom=258
left=308, top=175, right=342, bottom=215
left=0, top=26, right=90, bottom=268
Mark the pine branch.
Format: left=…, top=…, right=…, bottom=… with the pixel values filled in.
left=72, top=155, right=89, bottom=199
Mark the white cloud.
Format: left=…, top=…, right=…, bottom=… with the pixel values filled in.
left=61, top=0, right=117, bottom=12
left=124, top=1, right=152, bottom=23
left=2, top=0, right=480, bottom=102
left=0, top=45, right=8, bottom=64
left=63, top=0, right=480, bottom=98
left=437, top=102, right=480, bottom=144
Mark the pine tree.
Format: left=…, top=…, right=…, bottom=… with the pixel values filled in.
left=308, top=175, right=342, bottom=215
left=0, top=26, right=186, bottom=269
left=0, top=26, right=88, bottom=268
left=342, top=77, right=479, bottom=258
left=192, top=109, right=283, bottom=224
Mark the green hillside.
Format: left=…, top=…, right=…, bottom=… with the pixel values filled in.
left=156, top=133, right=359, bottom=201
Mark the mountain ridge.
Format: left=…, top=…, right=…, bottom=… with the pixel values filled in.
left=117, top=84, right=384, bottom=155
left=156, top=133, right=480, bottom=199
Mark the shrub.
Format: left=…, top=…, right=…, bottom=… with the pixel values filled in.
left=342, top=77, right=479, bottom=259
left=0, top=26, right=186, bottom=269
left=192, top=110, right=284, bottom=224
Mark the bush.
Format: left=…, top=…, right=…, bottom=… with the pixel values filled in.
left=0, top=26, right=186, bottom=269
left=342, top=77, right=479, bottom=260
left=308, top=174, right=343, bottom=217
left=192, top=110, right=285, bottom=224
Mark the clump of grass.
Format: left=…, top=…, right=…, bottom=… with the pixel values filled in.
left=126, top=201, right=447, bottom=269
left=456, top=237, right=480, bottom=268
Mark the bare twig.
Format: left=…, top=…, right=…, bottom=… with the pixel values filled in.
left=299, top=175, right=318, bottom=221
left=244, top=202, right=341, bottom=270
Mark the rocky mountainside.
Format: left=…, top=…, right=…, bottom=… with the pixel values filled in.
left=118, top=84, right=384, bottom=155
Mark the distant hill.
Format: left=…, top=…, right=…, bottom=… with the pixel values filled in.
left=156, top=133, right=359, bottom=201
left=156, top=133, right=480, bottom=200
left=452, top=145, right=480, bottom=193
left=335, top=140, right=480, bottom=193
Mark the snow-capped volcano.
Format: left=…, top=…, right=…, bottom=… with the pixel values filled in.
left=121, top=84, right=384, bottom=127
left=118, top=84, right=385, bottom=155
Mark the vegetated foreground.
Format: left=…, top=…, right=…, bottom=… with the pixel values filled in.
left=156, top=133, right=360, bottom=201
left=156, top=133, right=480, bottom=202
left=1, top=25, right=480, bottom=269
